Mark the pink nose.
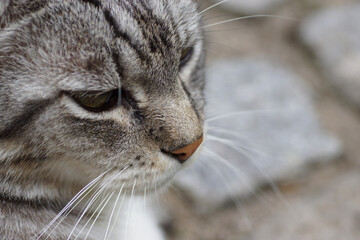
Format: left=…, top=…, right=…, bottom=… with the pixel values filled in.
left=170, top=136, right=203, bottom=163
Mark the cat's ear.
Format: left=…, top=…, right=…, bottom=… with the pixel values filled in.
left=0, top=0, right=10, bottom=17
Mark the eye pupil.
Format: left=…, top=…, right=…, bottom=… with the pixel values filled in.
left=81, top=92, right=109, bottom=108
left=72, top=90, right=118, bottom=112
left=179, top=47, right=193, bottom=68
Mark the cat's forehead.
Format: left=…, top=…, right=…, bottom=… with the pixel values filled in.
left=0, top=0, right=203, bottom=93
left=105, top=0, right=201, bottom=45
left=56, top=0, right=202, bottom=90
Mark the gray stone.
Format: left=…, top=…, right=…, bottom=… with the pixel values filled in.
left=175, top=59, right=342, bottom=212
left=300, top=4, right=360, bottom=108
left=251, top=169, right=360, bottom=240
left=209, top=0, right=286, bottom=15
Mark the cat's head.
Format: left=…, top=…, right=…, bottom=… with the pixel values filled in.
left=0, top=0, right=205, bottom=200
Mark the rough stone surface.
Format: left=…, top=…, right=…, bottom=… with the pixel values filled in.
left=175, top=59, right=342, bottom=212
left=300, top=4, right=360, bottom=108
left=210, top=0, right=287, bottom=15
left=250, top=169, right=360, bottom=240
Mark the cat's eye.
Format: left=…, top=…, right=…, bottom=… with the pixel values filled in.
left=71, top=90, right=118, bottom=112
left=179, top=47, right=194, bottom=69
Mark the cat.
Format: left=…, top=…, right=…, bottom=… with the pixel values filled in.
left=0, top=0, right=205, bottom=239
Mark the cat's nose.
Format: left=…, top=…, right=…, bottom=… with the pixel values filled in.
left=170, top=136, right=203, bottom=163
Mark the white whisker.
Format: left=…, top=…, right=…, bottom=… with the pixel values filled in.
left=67, top=166, right=129, bottom=240
left=48, top=170, right=122, bottom=239
left=84, top=193, right=114, bottom=240
left=205, top=137, right=299, bottom=218
left=46, top=185, right=100, bottom=240
left=154, top=175, right=161, bottom=208
left=73, top=194, right=108, bottom=240
left=199, top=153, right=246, bottom=208
left=104, top=183, right=125, bottom=240
left=143, top=185, right=147, bottom=211
left=66, top=184, right=109, bottom=240
left=196, top=0, right=232, bottom=17
left=201, top=148, right=273, bottom=206
left=202, top=148, right=248, bottom=182
left=108, top=190, right=128, bottom=239
left=201, top=15, right=299, bottom=29
left=206, top=134, right=270, bottom=159
left=36, top=170, right=110, bottom=240
left=205, top=109, right=280, bottom=122
left=198, top=156, right=254, bottom=229
left=125, top=179, right=137, bottom=240
left=169, top=184, right=184, bottom=199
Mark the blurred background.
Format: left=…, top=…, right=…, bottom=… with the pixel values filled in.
left=160, top=0, right=360, bottom=239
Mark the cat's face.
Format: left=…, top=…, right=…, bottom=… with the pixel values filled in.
left=0, top=0, right=205, bottom=198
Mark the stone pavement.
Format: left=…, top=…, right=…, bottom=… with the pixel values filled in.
left=164, top=0, right=360, bottom=239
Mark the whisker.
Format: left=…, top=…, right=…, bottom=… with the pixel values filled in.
left=125, top=179, right=137, bottom=240
left=84, top=193, right=114, bottom=240
left=205, top=109, right=281, bottom=122
left=73, top=192, right=111, bottom=240
left=46, top=184, right=101, bottom=240
left=197, top=151, right=255, bottom=230
left=205, top=159, right=255, bottom=231
left=49, top=169, right=125, bottom=239
left=154, top=175, right=161, bottom=208
left=206, top=126, right=243, bottom=139
left=108, top=190, right=128, bottom=239
left=202, top=26, right=246, bottom=34
left=66, top=184, right=110, bottom=240
left=205, top=137, right=300, bottom=218
left=143, top=185, right=147, bottom=211
left=201, top=40, right=247, bottom=56
left=202, top=15, right=234, bottom=25
left=201, top=148, right=273, bottom=206
left=169, top=184, right=185, bottom=199
left=206, top=134, right=270, bottom=159
left=202, top=148, right=253, bottom=186
left=196, top=0, right=233, bottom=17
left=198, top=152, right=251, bottom=217
left=206, top=127, right=250, bottom=143
left=67, top=166, right=129, bottom=240
left=35, top=170, right=110, bottom=240
left=104, top=183, right=125, bottom=240
left=201, top=15, right=299, bottom=29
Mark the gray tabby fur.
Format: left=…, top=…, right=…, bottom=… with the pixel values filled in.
left=0, top=0, right=205, bottom=239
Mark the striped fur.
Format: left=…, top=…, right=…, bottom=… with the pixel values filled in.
left=0, top=0, right=205, bottom=239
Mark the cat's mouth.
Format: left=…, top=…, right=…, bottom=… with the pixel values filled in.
left=99, top=139, right=204, bottom=195
left=87, top=135, right=204, bottom=197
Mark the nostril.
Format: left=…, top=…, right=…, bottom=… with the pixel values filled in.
left=173, top=152, right=186, bottom=157
left=171, top=152, right=187, bottom=162
left=167, top=136, right=203, bottom=163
